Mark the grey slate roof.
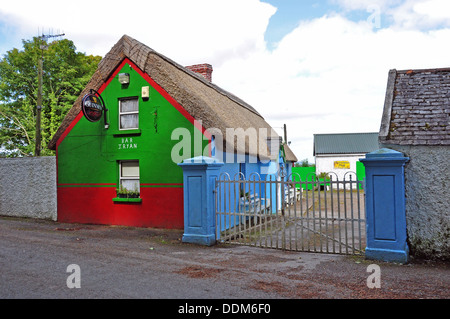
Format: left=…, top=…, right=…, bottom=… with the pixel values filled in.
left=313, top=133, right=379, bottom=155
left=379, top=68, right=450, bottom=146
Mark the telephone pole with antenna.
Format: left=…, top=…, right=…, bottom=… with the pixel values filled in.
left=35, top=32, right=65, bottom=156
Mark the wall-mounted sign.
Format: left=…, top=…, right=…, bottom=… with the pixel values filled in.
left=81, top=93, right=104, bottom=122
left=118, top=137, right=138, bottom=150
left=334, top=161, right=350, bottom=169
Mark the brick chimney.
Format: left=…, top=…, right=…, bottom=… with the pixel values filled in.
left=186, top=63, right=213, bottom=82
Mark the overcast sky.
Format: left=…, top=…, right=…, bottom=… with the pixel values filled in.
left=1, top=0, right=450, bottom=162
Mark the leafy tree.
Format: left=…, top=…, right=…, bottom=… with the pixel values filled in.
left=0, top=37, right=101, bottom=157
left=296, top=158, right=314, bottom=167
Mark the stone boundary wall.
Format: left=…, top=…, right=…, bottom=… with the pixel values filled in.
left=0, top=156, right=57, bottom=221
left=381, top=145, right=449, bottom=260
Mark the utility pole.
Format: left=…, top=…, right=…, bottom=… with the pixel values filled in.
left=283, top=124, right=287, bottom=144
left=35, top=51, right=43, bottom=156
left=35, top=32, right=64, bottom=156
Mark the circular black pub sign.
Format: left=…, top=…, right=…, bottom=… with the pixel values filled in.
left=81, top=93, right=104, bottom=122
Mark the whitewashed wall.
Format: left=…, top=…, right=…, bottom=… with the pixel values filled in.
left=0, top=157, right=57, bottom=221
left=315, top=154, right=363, bottom=181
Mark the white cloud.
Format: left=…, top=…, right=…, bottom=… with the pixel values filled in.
left=1, top=0, right=450, bottom=163
left=333, top=0, right=450, bottom=30
left=214, top=13, right=450, bottom=161
left=0, top=0, right=275, bottom=64
left=389, top=0, right=450, bottom=29
left=414, top=0, right=450, bottom=19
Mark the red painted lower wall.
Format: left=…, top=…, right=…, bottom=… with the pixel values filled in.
left=57, top=187, right=184, bottom=229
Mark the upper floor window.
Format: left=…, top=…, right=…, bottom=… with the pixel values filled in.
left=119, top=97, right=139, bottom=130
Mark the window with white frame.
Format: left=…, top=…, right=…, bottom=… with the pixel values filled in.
left=119, top=160, right=140, bottom=194
left=119, top=97, right=139, bottom=130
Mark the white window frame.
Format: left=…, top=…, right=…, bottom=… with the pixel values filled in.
left=119, top=160, right=140, bottom=194
left=119, top=97, right=139, bottom=130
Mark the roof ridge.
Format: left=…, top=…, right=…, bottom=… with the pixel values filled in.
left=395, top=67, right=450, bottom=74
left=314, top=132, right=378, bottom=136
left=121, top=35, right=263, bottom=118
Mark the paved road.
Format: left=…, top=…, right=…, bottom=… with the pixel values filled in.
left=1, top=216, right=449, bottom=302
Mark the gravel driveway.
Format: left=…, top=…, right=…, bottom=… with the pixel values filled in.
left=1, top=216, right=448, bottom=301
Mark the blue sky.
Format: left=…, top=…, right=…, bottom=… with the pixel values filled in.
left=262, top=0, right=391, bottom=48
left=1, top=0, right=450, bottom=162
left=1, top=0, right=392, bottom=61
left=262, top=0, right=329, bottom=47
left=0, top=1, right=329, bottom=57
left=263, top=0, right=450, bottom=47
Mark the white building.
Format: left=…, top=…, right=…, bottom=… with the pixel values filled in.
left=313, top=132, right=379, bottom=182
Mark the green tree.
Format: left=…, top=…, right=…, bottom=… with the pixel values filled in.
left=0, top=37, right=101, bottom=157
left=296, top=158, right=314, bottom=167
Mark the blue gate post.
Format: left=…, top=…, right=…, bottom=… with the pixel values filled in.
left=178, top=156, right=224, bottom=246
left=360, top=148, right=410, bottom=263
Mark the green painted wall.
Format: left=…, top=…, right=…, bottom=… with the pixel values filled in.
left=356, top=161, right=365, bottom=181
left=292, top=166, right=316, bottom=190
left=356, top=161, right=365, bottom=189
left=57, top=62, right=209, bottom=187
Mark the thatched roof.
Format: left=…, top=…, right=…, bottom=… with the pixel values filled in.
left=48, top=35, right=284, bottom=160
left=283, top=143, right=298, bottom=162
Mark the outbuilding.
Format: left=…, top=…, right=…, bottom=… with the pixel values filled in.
left=313, top=132, right=379, bottom=181
left=378, top=67, right=449, bottom=260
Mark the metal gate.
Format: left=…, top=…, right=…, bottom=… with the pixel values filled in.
left=215, top=171, right=366, bottom=255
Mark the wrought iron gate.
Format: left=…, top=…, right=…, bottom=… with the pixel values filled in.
left=215, top=171, right=366, bottom=255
